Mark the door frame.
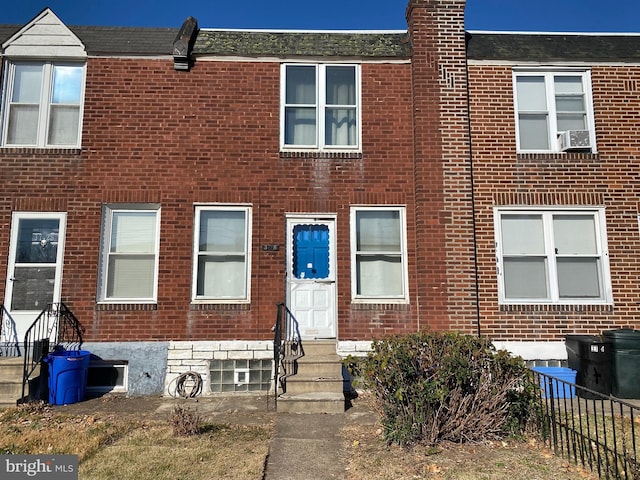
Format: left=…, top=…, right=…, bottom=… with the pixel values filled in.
left=3, top=211, right=66, bottom=343
left=285, top=214, right=337, bottom=339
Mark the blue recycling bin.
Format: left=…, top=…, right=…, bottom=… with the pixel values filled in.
left=45, top=350, right=91, bottom=405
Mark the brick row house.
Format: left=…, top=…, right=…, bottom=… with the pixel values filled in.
left=0, top=1, right=638, bottom=407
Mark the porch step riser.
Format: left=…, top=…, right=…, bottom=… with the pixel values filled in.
left=295, top=363, right=342, bottom=378
left=300, top=341, right=338, bottom=357
left=277, top=393, right=345, bottom=414
left=0, top=360, right=41, bottom=406
left=285, top=378, right=344, bottom=395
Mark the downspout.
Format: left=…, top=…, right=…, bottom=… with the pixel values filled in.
left=464, top=31, right=482, bottom=338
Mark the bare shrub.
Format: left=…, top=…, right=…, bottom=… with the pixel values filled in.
left=169, top=405, right=201, bottom=436
left=360, top=331, right=537, bottom=446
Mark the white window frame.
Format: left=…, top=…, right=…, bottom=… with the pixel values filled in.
left=494, top=207, right=612, bottom=305
left=192, top=205, right=252, bottom=303
left=350, top=206, right=409, bottom=303
left=513, top=69, right=596, bottom=153
left=97, top=204, right=161, bottom=304
left=280, top=63, right=361, bottom=152
left=1, top=60, right=86, bottom=148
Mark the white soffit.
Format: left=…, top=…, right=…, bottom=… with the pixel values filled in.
left=2, top=8, right=86, bottom=58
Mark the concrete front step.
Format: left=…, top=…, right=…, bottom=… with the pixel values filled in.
left=0, top=357, right=26, bottom=378
left=285, top=375, right=344, bottom=395
left=300, top=340, right=338, bottom=357
left=276, top=392, right=346, bottom=414
left=276, top=340, right=346, bottom=413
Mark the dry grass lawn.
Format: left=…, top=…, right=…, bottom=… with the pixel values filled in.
left=0, top=402, right=272, bottom=480
left=342, top=422, right=600, bottom=480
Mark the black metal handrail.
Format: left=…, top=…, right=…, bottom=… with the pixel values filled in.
left=273, top=303, right=304, bottom=408
left=21, top=302, right=84, bottom=403
left=0, top=305, right=20, bottom=357
left=532, top=369, right=640, bottom=479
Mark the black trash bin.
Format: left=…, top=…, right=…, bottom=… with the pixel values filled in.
left=565, top=335, right=611, bottom=399
left=602, top=329, right=640, bottom=399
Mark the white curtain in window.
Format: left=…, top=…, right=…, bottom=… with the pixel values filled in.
left=107, top=211, right=157, bottom=298
left=356, top=210, right=400, bottom=251
left=197, top=210, right=247, bottom=298
left=517, top=76, right=549, bottom=150
left=553, top=215, right=596, bottom=254
left=197, top=256, right=246, bottom=297
left=555, top=76, right=586, bottom=131
left=357, top=255, right=402, bottom=296
left=107, top=256, right=155, bottom=298
left=557, top=258, right=600, bottom=298
left=501, top=214, right=544, bottom=254
left=7, top=64, right=42, bottom=145
left=325, top=66, right=356, bottom=146
left=355, top=210, right=402, bottom=296
left=503, top=258, right=548, bottom=298
left=285, top=66, right=316, bottom=145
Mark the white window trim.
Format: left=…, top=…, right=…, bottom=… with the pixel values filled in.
left=280, top=63, right=362, bottom=152
left=1, top=60, right=86, bottom=148
left=513, top=69, right=596, bottom=154
left=350, top=205, right=409, bottom=304
left=493, top=206, right=612, bottom=305
left=97, top=205, right=161, bottom=304
left=191, top=204, right=252, bottom=304
left=86, top=361, right=128, bottom=394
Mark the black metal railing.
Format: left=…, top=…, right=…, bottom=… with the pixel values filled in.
left=0, top=305, right=20, bottom=357
left=532, top=369, right=640, bottom=479
left=273, top=303, right=304, bottom=408
left=21, top=302, right=84, bottom=402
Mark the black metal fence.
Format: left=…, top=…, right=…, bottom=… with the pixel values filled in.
left=532, top=369, right=640, bottom=479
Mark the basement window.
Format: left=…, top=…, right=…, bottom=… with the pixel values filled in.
left=86, top=361, right=128, bottom=394
left=209, top=359, right=272, bottom=393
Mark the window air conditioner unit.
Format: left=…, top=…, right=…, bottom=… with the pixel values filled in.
left=558, top=130, right=591, bottom=151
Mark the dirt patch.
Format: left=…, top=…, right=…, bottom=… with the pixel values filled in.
left=50, top=393, right=277, bottom=426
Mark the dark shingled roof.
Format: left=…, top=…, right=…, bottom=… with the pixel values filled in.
left=194, top=30, right=410, bottom=58
left=1, top=23, right=409, bottom=58
left=467, top=32, right=640, bottom=63
left=71, top=26, right=179, bottom=55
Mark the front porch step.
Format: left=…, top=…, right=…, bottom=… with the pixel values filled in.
left=284, top=375, right=344, bottom=395
left=276, top=392, right=346, bottom=414
left=277, top=340, right=346, bottom=413
left=0, top=357, right=41, bottom=407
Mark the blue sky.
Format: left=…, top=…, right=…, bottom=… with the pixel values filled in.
left=2, top=0, right=639, bottom=32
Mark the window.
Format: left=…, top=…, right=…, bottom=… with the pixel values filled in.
left=351, top=206, right=408, bottom=302
left=87, top=361, right=128, bottom=394
left=2, top=61, right=85, bottom=147
left=494, top=208, right=611, bottom=304
left=98, top=205, right=160, bottom=303
left=193, top=206, right=251, bottom=302
left=281, top=63, right=360, bottom=151
left=209, top=359, right=271, bottom=393
left=513, top=70, right=595, bottom=152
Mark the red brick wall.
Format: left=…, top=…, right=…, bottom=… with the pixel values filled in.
left=468, top=63, right=640, bottom=341
left=0, top=57, right=423, bottom=342
left=0, top=1, right=477, bottom=344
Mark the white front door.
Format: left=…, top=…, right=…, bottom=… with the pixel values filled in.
left=286, top=216, right=337, bottom=339
left=3, top=212, right=66, bottom=344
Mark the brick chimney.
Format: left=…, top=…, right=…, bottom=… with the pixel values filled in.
left=406, top=0, right=478, bottom=333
